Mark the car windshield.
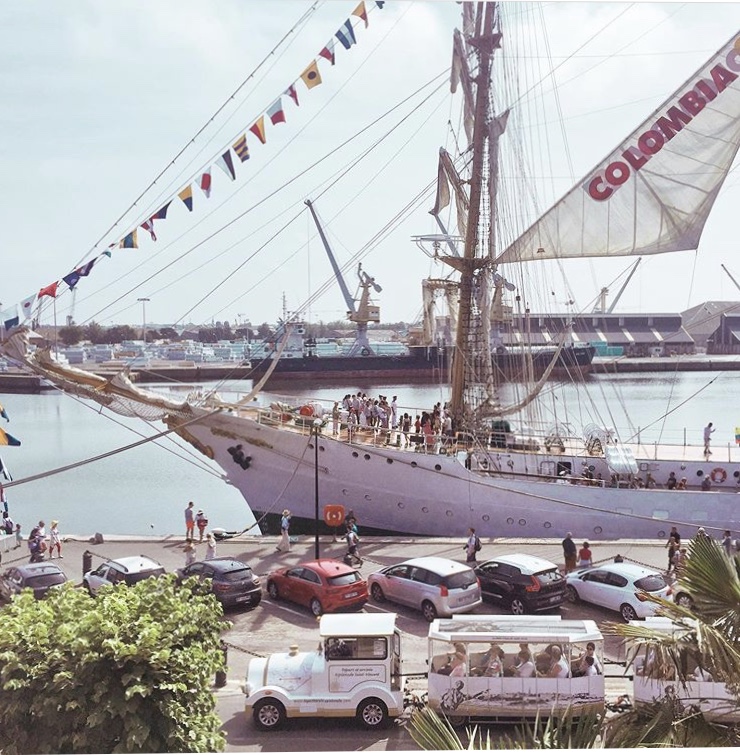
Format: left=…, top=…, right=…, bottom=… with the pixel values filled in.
left=443, top=570, right=476, bottom=590
left=222, top=568, right=253, bottom=583
left=535, top=569, right=563, bottom=583
left=327, top=572, right=361, bottom=587
left=634, top=573, right=668, bottom=592
left=25, top=574, right=66, bottom=588
left=125, top=569, right=165, bottom=585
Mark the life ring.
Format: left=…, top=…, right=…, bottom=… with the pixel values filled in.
left=298, top=404, right=315, bottom=417
left=323, top=504, right=345, bottom=528
left=710, top=467, right=727, bottom=484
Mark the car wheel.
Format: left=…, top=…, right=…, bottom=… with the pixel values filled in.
left=421, top=600, right=438, bottom=623
left=253, top=699, right=286, bottom=731
left=357, top=697, right=389, bottom=729
left=565, top=585, right=579, bottom=603
left=267, top=581, right=279, bottom=600
left=309, top=597, right=323, bottom=616
left=446, top=714, right=467, bottom=728
left=620, top=603, right=638, bottom=622
left=676, top=592, right=693, bottom=608
left=509, top=597, right=526, bottom=615
left=370, top=583, right=385, bottom=603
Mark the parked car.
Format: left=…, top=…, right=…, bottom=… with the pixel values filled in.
left=0, top=562, right=69, bottom=601
left=474, top=553, right=567, bottom=614
left=83, top=556, right=166, bottom=596
left=177, top=558, right=262, bottom=608
left=565, top=562, right=672, bottom=621
left=266, top=559, right=367, bottom=616
left=367, top=556, right=482, bottom=622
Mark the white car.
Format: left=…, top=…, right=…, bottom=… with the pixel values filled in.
left=367, top=556, right=481, bottom=622
left=83, top=556, right=166, bottom=596
left=565, top=562, right=671, bottom=621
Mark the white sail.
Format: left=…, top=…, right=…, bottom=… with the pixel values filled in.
left=497, top=31, right=740, bottom=264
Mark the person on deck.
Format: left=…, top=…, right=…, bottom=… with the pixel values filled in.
left=703, top=422, right=715, bottom=456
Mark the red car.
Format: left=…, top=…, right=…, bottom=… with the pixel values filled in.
left=266, top=559, right=367, bottom=616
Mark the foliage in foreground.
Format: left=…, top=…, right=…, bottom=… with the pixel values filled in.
left=0, top=575, right=227, bottom=754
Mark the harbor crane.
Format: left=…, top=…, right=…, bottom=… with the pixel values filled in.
left=305, top=199, right=382, bottom=357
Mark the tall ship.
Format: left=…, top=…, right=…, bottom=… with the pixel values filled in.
left=3, top=2, right=740, bottom=539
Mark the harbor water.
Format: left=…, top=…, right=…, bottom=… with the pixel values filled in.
left=1, top=370, right=737, bottom=537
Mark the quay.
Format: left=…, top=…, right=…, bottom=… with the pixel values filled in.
left=4, top=352, right=740, bottom=394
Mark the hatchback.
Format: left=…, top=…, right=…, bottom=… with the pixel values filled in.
left=83, top=556, right=166, bottom=596
left=0, top=562, right=68, bottom=601
left=266, top=559, right=367, bottom=616
left=367, top=556, right=481, bottom=622
left=565, top=562, right=671, bottom=621
left=178, top=558, right=262, bottom=609
left=475, top=553, right=566, bottom=614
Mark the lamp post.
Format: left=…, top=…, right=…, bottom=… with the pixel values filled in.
left=313, top=418, right=322, bottom=560
left=137, top=298, right=150, bottom=343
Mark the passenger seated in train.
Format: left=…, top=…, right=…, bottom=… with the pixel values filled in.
left=470, top=643, right=505, bottom=677
left=572, top=642, right=602, bottom=676
left=509, top=649, right=535, bottom=678
left=546, top=646, right=570, bottom=678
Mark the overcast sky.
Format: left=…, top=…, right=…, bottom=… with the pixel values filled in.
left=2, top=1, right=740, bottom=331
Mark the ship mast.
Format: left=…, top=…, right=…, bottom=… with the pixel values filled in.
left=447, top=2, right=498, bottom=423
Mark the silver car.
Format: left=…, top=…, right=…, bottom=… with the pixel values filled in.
left=367, top=556, right=482, bottom=622
left=83, top=556, right=166, bottom=596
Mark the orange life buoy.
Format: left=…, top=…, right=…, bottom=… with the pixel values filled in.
left=710, top=467, right=727, bottom=484
left=323, top=504, right=345, bottom=528
left=298, top=404, right=315, bottom=417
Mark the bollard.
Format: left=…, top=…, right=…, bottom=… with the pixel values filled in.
left=82, top=550, right=92, bottom=575
left=215, top=641, right=227, bottom=688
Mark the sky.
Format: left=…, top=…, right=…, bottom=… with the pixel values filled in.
left=2, top=0, right=740, bottom=332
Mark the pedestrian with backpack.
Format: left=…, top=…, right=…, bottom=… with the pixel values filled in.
left=344, top=524, right=362, bottom=566
left=464, top=527, right=481, bottom=563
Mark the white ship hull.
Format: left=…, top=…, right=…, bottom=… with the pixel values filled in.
left=179, top=406, right=740, bottom=540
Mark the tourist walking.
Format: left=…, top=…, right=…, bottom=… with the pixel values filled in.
left=463, top=527, right=480, bottom=564
left=665, top=536, right=678, bottom=572
left=344, top=524, right=362, bottom=566
left=48, top=520, right=62, bottom=559
left=722, top=530, right=733, bottom=557
left=277, top=509, right=291, bottom=552
left=195, top=510, right=208, bottom=542
left=183, top=538, right=197, bottom=567
left=2, top=511, right=13, bottom=535
left=14, top=523, right=22, bottom=549
left=703, top=421, right=715, bottom=457
left=205, top=531, right=217, bottom=560
left=184, top=501, right=195, bottom=540
left=562, top=532, right=577, bottom=572
left=577, top=541, right=592, bottom=568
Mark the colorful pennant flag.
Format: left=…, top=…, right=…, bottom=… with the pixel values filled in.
left=141, top=219, right=157, bottom=241
left=152, top=202, right=171, bottom=221
left=0, top=403, right=9, bottom=422
left=285, top=84, right=299, bottom=107
left=336, top=20, right=357, bottom=50
left=199, top=171, right=212, bottom=198
left=0, top=306, right=19, bottom=331
left=38, top=281, right=59, bottom=299
left=267, top=98, right=286, bottom=125
left=249, top=116, right=267, bottom=145
left=77, top=259, right=96, bottom=277
left=62, top=270, right=82, bottom=290
left=376, top=1, right=385, bottom=7
left=20, top=294, right=37, bottom=321
left=300, top=60, right=323, bottom=90
left=178, top=185, right=194, bottom=212
left=102, top=250, right=112, bottom=259
left=232, top=135, right=250, bottom=162
left=216, top=151, right=236, bottom=181
left=352, top=1, right=368, bottom=27
left=318, top=39, right=336, bottom=66
left=119, top=230, right=138, bottom=249
left=0, top=429, right=20, bottom=447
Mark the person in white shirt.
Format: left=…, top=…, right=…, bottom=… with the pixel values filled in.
left=548, top=646, right=570, bottom=678
left=513, top=649, right=535, bottom=678
left=582, top=656, right=598, bottom=677
left=449, top=651, right=468, bottom=678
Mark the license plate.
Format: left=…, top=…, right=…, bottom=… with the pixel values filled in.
left=235, top=595, right=249, bottom=602
left=345, top=591, right=359, bottom=599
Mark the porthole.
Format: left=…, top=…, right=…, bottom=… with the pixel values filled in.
left=342, top=489, right=348, bottom=495
left=734, top=471, right=740, bottom=478
left=308, top=442, right=315, bottom=450
left=364, top=454, right=371, bottom=461
left=506, top=517, right=514, bottom=525
left=446, top=510, right=453, bottom=517
left=544, top=521, right=552, bottom=529
left=482, top=515, right=490, bottom=522
left=697, top=470, right=704, bottom=477
left=657, top=530, right=666, bottom=539
left=434, top=464, right=442, bottom=471
left=593, top=526, right=603, bottom=535
left=421, top=506, right=428, bottom=513
left=518, top=519, right=526, bottom=526
left=386, top=458, right=393, bottom=464
left=411, top=461, right=417, bottom=468
left=319, top=445, right=325, bottom=452
left=352, top=451, right=359, bottom=458
left=398, top=501, right=406, bottom=509
left=365, top=494, right=371, bottom=500
left=588, top=465, right=595, bottom=472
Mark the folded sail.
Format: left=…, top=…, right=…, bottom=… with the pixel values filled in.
left=497, top=31, right=740, bottom=264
